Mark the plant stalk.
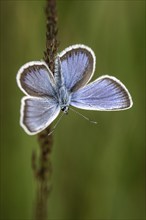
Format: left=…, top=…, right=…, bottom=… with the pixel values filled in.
left=32, top=0, right=58, bottom=219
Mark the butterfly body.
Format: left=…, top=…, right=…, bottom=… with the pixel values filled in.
left=16, top=44, right=133, bottom=135
left=51, top=56, right=71, bottom=113
left=57, top=85, right=70, bottom=113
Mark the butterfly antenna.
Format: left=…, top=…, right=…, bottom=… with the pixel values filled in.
left=48, top=112, right=64, bottom=136
left=70, top=107, right=97, bottom=124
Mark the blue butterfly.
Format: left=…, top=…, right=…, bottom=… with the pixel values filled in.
left=16, top=44, right=133, bottom=135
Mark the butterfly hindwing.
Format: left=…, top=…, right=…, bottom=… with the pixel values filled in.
left=20, top=97, right=60, bottom=135
left=71, top=75, right=133, bottom=111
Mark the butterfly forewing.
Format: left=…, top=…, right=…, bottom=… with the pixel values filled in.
left=71, top=75, right=133, bottom=111
left=17, top=61, right=55, bottom=97
left=59, top=45, right=96, bottom=92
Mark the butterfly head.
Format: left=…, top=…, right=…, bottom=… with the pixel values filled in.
left=61, top=105, right=69, bottom=114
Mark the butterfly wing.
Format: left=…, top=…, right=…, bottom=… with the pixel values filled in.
left=20, top=97, right=60, bottom=135
left=16, top=61, right=60, bottom=135
left=17, top=61, right=56, bottom=97
left=71, top=75, right=133, bottom=111
left=59, top=44, right=96, bottom=92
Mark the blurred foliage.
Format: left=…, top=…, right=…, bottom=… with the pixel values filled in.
left=0, top=0, right=145, bottom=219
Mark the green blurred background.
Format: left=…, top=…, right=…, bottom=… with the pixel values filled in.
left=0, top=0, right=145, bottom=219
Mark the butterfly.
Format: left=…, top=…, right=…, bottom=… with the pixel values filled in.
left=16, top=44, right=133, bottom=135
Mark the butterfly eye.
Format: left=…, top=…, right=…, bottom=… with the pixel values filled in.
left=61, top=107, right=65, bottom=111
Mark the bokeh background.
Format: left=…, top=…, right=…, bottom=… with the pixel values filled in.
left=0, top=0, right=145, bottom=219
